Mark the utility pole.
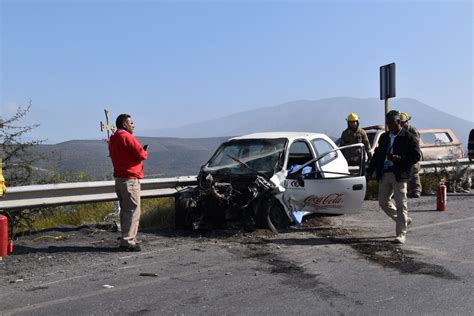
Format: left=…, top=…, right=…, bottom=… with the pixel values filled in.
left=380, top=63, right=396, bottom=131
left=99, top=109, right=121, bottom=230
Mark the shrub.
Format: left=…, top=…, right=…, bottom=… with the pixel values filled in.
left=420, top=174, right=439, bottom=195
left=365, top=179, right=379, bottom=200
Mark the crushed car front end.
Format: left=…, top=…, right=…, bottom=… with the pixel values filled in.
left=175, top=138, right=288, bottom=230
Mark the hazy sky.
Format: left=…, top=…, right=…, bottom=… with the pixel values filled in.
left=1, top=0, right=472, bottom=143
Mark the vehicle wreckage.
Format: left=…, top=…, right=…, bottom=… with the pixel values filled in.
left=175, top=132, right=367, bottom=233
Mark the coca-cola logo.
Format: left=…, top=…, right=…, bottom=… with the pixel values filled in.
left=304, top=193, right=344, bottom=209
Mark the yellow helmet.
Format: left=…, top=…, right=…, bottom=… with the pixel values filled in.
left=400, top=112, right=411, bottom=122
left=346, top=113, right=359, bottom=122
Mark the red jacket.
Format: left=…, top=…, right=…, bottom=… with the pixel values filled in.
left=109, top=130, right=148, bottom=179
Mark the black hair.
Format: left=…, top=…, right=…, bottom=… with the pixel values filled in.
left=116, top=114, right=131, bottom=129
left=386, top=110, right=400, bottom=121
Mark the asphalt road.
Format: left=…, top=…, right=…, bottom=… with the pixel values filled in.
left=1, top=194, right=473, bottom=315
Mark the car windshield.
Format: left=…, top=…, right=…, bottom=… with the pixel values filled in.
left=204, top=138, right=287, bottom=175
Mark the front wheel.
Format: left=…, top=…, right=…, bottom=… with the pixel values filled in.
left=175, top=189, right=194, bottom=229
left=265, top=198, right=291, bottom=234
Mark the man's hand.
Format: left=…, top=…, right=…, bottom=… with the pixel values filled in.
left=387, top=154, right=401, bottom=163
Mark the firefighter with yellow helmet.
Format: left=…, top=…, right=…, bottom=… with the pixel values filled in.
left=340, top=113, right=372, bottom=167
left=400, top=112, right=420, bottom=140
left=400, top=112, right=422, bottom=198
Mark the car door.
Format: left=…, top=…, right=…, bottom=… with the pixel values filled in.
left=311, top=138, right=347, bottom=178
left=280, top=138, right=366, bottom=215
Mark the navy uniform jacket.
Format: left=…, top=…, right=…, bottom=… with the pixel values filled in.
left=367, top=128, right=421, bottom=182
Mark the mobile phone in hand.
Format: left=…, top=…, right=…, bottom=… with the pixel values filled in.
left=143, top=144, right=149, bottom=151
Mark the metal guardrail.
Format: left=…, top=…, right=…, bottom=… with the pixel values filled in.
left=0, top=176, right=197, bottom=210
left=419, top=158, right=472, bottom=174
left=348, top=158, right=473, bottom=173
left=0, top=159, right=472, bottom=211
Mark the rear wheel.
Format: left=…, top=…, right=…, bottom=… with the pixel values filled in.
left=265, top=198, right=290, bottom=234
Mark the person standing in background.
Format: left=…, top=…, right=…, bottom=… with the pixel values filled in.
left=109, top=114, right=148, bottom=252
left=400, top=112, right=422, bottom=198
left=340, top=112, right=372, bottom=168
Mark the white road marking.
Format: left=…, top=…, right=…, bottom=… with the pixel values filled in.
left=374, top=296, right=394, bottom=303
left=409, top=216, right=474, bottom=231
left=118, top=246, right=175, bottom=259
left=39, top=247, right=176, bottom=287
left=41, top=274, right=96, bottom=287
left=117, top=264, right=142, bottom=270
left=2, top=263, right=232, bottom=315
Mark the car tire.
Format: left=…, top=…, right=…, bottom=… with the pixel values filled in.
left=253, top=198, right=267, bottom=229
left=265, top=198, right=290, bottom=234
left=175, top=189, right=194, bottom=229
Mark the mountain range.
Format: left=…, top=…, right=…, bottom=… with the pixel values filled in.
left=32, top=97, right=472, bottom=180
left=32, top=137, right=228, bottom=180
left=140, top=97, right=473, bottom=146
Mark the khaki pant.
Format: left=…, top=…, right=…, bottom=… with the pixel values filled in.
left=378, top=173, right=408, bottom=236
left=408, top=162, right=422, bottom=196
left=115, top=178, right=141, bottom=246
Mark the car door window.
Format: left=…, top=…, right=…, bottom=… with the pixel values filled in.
left=421, top=132, right=453, bottom=145
left=312, top=138, right=337, bottom=166
left=287, top=141, right=314, bottom=175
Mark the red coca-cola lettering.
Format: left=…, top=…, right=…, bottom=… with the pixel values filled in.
left=304, top=193, right=344, bottom=208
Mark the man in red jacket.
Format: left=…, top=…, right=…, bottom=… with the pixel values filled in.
left=109, top=114, right=148, bottom=251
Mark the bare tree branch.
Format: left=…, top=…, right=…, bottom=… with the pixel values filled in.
left=0, top=100, right=45, bottom=186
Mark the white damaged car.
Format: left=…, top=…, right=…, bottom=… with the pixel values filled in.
left=175, top=132, right=367, bottom=233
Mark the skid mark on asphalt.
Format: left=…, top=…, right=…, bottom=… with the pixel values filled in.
left=232, top=242, right=348, bottom=302
left=264, top=224, right=461, bottom=281
left=305, top=227, right=462, bottom=280
left=348, top=242, right=460, bottom=280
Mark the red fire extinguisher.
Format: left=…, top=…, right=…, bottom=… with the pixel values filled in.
left=436, top=182, right=447, bottom=211
left=0, top=214, right=9, bottom=259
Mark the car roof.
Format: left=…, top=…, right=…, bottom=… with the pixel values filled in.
left=362, top=125, right=385, bottom=131
left=230, top=132, right=330, bottom=142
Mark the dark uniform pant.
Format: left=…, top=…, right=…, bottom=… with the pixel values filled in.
left=408, top=162, right=422, bottom=196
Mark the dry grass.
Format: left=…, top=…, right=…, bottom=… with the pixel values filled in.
left=140, top=197, right=175, bottom=229
left=15, top=197, right=175, bottom=233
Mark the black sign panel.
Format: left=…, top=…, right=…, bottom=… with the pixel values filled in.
left=380, top=63, right=396, bottom=100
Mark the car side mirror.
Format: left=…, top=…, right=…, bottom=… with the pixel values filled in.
left=297, top=174, right=305, bottom=187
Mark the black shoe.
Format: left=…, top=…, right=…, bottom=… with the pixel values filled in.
left=119, top=244, right=141, bottom=252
